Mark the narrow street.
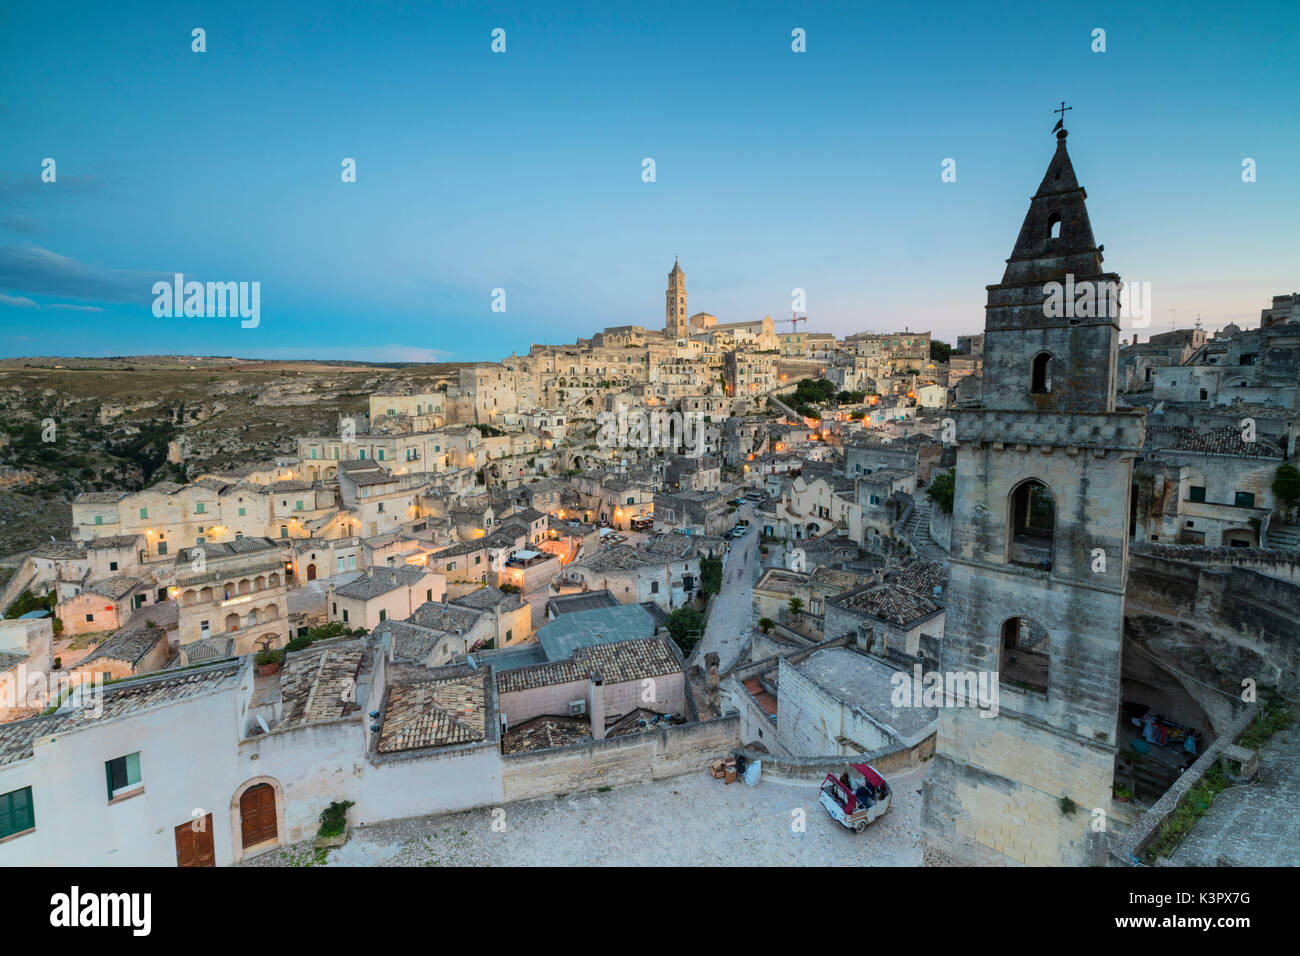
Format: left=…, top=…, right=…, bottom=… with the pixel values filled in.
left=693, top=500, right=760, bottom=672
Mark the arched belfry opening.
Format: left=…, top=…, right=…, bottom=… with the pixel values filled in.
left=1008, top=479, right=1055, bottom=570
left=1000, top=616, right=1050, bottom=694
left=1030, top=352, right=1053, bottom=394
left=1048, top=213, right=1062, bottom=239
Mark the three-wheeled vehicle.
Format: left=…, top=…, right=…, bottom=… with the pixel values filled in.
left=818, top=763, right=891, bottom=833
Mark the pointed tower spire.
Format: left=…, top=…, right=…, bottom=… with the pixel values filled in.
left=981, top=126, right=1122, bottom=413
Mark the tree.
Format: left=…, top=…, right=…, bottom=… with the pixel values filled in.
left=930, top=340, right=954, bottom=363
left=927, top=470, right=956, bottom=515
left=1273, top=464, right=1300, bottom=520
left=788, top=596, right=804, bottom=619
left=665, top=606, right=704, bottom=655
left=758, top=617, right=775, bottom=634
left=699, top=555, right=723, bottom=596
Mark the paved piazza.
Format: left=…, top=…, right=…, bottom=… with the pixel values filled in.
left=246, top=764, right=928, bottom=867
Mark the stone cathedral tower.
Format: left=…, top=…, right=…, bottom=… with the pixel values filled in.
left=921, top=125, right=1146, bottom=866
left=666, top=258, right=687, bottom=337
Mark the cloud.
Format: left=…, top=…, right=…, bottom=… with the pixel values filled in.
left=0, top=293, right=37, bottom=308
left=0, top=244, right=172, bottom=305
left=241, top=344, right=455, bottom=364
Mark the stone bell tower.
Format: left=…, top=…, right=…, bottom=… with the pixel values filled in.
left=920, top=121, right=1146, bottom=866
left=666, top=258, right=687, bottom=338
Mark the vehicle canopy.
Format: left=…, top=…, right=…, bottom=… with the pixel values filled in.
left=823, top=763, right=889, bottom=815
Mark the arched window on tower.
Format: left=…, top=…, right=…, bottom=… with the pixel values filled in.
left=1000, top=616, right=1050, bottom=694
left=1048, top=214, right=1062, bottom=239
left=1008, top=479, right=1055, bottom=570
left=1030, top=352, right=1053, bottom=394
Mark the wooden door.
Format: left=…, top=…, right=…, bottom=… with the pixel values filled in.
left=175, top=814, right=215, bottom=867
left=239, top=783, right=278, bottom=849
left=306, top=563, right=317, bottom=581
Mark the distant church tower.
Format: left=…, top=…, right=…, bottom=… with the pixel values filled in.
left=666, top=258, right=687, bottom=337
left=921, top=122, right=1145, bottom=866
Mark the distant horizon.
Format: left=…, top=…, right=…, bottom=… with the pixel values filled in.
left=3, top=1, right=1297, bottom=360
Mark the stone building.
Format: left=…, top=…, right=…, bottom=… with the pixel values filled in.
left=175, top=538, right=292, bottom=663
left=921, top=126, right=1146, bottom=866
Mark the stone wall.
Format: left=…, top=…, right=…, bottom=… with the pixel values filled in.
left=1126, top=552, right=1300, bottom=698
left=928, top=503, right=952, bottom=552
left=500, top=716, right=741, bottom=802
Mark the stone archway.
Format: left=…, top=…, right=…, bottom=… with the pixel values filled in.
left=230, top=775, right=286, bottom=863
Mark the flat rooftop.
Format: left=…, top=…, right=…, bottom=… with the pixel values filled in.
left=794, top=648, right=937, bottom=740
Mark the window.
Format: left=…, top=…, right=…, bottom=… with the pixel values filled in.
left=1235, top=492, right=1256, bottom=509
left=1008, top=479, right=1055, bottom=570
left=426, top=589, right=433, bottom=602
left=280, top=526, right=288, bottom=538
left=474, top=555, right=481, bottom=565
left=651, top=581, right=660, bottom=594
left=342, top=609, right=349, bottom=623
left=311, top=448, right=318, bottom=459
left=1048, top=214, right=1062, bottom=239
left=0, top=787, right=34, bottom=839
left=1030, top=353, right=1052, bottom=394
left=109, top=561, right=118, bottom=572
left=85, top=614, right=94, bottom=623
left=1000, top=617, right=1050, bottom=694
left=379, top=610, right=386, bottom=622
left=158, top=541, right=167, bottom=555
left=295, top=500, right=303, bottom=510
left=332, top=602, right=337, bottom=615
left=238, top=506, right=246, bottom=516
left=139, top=507, right=148, bottom=519
left=378, top=449, right=385, bottom=460
left=105, top=752, right=142, bottom=800
left=1188, top=486, right=1206, bottom=503
left=195, top=502, right=205, bottom=514
left=94, top=515, right=103, bottom=525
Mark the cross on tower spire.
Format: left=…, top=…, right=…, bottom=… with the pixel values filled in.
left=1052, top=101, right=1072, bottom=133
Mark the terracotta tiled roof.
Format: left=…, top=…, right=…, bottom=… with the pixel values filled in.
left=378, top=674, right=486, bottom=752
left=497, top=636, right=680, bottom=693
left=1146, top=425, right=1283, bottom=460
left=279, top=642, right=364, bottom=728
left=833, top=582, right=943, bottom=627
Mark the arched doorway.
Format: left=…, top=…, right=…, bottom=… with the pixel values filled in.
left=239, top=783, right=278, bottom=851
left=306, top=563, right=317, bottom=581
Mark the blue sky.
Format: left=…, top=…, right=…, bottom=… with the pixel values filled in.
left=1, top=0, right=1297, bottom=361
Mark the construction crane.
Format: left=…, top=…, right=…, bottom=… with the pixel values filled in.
left=781, top=312, right=807, bottom=330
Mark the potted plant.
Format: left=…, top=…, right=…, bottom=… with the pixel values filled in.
left=1113, top=784, right=1133, bottom=803
left=315, top=800, right=355, bottom=848
left=254, top=647, right=284, bottom=677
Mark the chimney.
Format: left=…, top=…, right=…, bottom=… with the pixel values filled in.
left=588, top=668, right=606, bottom=740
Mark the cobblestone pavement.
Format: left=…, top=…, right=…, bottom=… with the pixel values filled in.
left=243, top=763, right=928, bottom=867
left=1167, top=718, right=1300, bottom=866
left=693, top=503, right=759, bottom=673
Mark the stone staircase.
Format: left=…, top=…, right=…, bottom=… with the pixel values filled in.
left=1268, top=521, right=1300, bottom=552
left=901, top=499, right=946, bottom=564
